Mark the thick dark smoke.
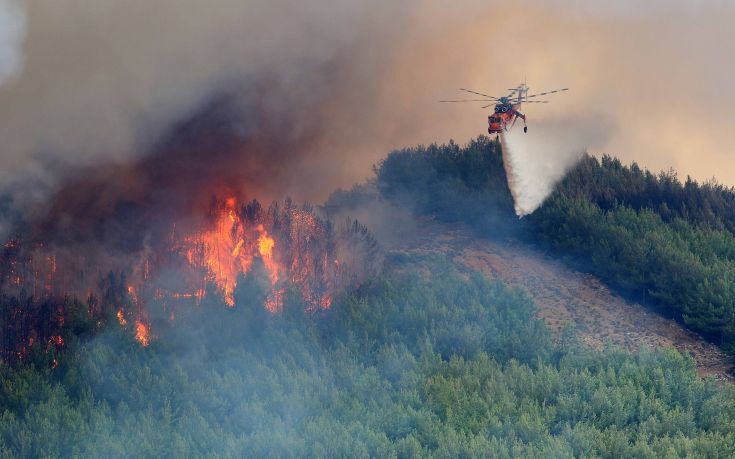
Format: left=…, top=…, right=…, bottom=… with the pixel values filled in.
left=0, top=0, right=416, bottom=235
left=2, top=1, right=734, bottom=245
left=0, top=3, right=422, bottom=245
left=2, top=78, right=375, bottom=306
left=35, top=81, right=336, bottom=245
left=3, top=1, right=735, bottom=236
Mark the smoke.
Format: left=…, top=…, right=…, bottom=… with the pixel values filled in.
left=0, top=0, right=25, bottom=85
left=0, top=1, right=733, bottom=239
left=0, top=0, right=420, bottom=243
left=500, top=115, right=612, bottom=216
left=0, top=1, right=733, bottom=217
left=388, top=1, right=735, bottom=186
left=0, top=0, right=417, bottom=210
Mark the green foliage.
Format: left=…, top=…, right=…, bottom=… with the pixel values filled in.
left=528, top=155, right=735, bottom=350
left=3, top=138, right=735, bottom=456
left=528, top=195, right=735, bottom=349
left=366, top=137, right=735, bottom=353
left=0, top=264, right=734, bottom=457
left=368, top=137, right=519, bottom=236
left=558, top=155, right=735, bottom=233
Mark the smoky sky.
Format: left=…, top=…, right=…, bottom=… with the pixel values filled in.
left=0, top=0, right=24, bottom=85
left=0, top=0, right=734, bottom=217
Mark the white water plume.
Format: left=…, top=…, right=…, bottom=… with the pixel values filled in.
left=500, top=118, right=605, bottom=217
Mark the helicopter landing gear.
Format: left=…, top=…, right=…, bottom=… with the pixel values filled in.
left=524, top=126, right=527, bottom=133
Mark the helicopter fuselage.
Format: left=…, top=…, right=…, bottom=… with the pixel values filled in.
left=487, top=103, right=521, bottom=134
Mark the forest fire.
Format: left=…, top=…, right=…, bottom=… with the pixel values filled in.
left=0, top=194, right=378, bottom=361
left=134, top=321, right=150, bottom=347
left=0, top=81, right=390, bottom=363
left=116, top=310, right=127, bottom=327
left=185, top=198, right=286, bottom=308
left=257, top=225, right=278, bottom=285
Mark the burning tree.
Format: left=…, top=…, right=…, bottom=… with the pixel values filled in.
left=0, top=196, right=379, bottom=363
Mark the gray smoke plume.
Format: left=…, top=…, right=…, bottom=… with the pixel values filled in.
left=0, top=0, right=418, bottom=240
left=0, top=0, right=733, bottom=227
left=0, top=0, right=24, bottom=85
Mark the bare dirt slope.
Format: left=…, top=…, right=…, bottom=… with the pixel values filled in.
left=391, top=218, right=733, bottom=381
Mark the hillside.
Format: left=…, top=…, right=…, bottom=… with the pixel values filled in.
left=350, top=137, right=735, bottom=357
left=3, top=245, right=735, bottom=456
left=2, top=137, right=735, bottom=456
left=390, top=218, right=733, bottom=381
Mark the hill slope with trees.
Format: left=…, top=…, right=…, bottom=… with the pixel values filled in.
left=2, top=260, right=735, bottom=457
left=350, top=137, right=735, bottom=354
left=3, top=138, right=735, bottom=456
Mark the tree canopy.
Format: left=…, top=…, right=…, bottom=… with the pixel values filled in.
left=1, top=260, right=734, bottom=457
left=355, top=137, right=735, bottom=352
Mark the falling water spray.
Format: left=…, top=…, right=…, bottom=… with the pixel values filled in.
left=499, top=122, right=588, bottom=217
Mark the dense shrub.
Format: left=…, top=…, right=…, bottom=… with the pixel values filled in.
left=1, top=262, right=733, bottom=457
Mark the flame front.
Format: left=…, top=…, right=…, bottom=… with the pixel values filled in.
left=119, top=197, right=338, bottom=343
left=135, top=321, right=150, bottom=347
left=191, top=199, right=249, bottom=307
left=0, top=195, right=376, bottom=356
left=257, top=225, right=279, bottom=286
left=178, top=198, right=304, bottom=312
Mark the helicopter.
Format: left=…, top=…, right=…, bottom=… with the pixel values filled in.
left=440, top=83, right=568, bottom=140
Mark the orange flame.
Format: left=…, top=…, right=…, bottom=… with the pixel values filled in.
left=117, top=309, right=127, bottom=327
left=128, top=285, right=140, bottom=307
left=184, top=198, right=286, bottom=308
left=0, top=195, right=352, bottom=361
left=191, top=198, right=250, bottom=307
left=257, top=224, right=279, bottom=286
left=135, top=321, right=150, bottom=347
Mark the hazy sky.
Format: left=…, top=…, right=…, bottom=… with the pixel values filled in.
left=0, top=0, right=733, bottom=202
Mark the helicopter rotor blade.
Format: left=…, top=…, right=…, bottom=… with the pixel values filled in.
left=459, top=88, right=501, bottom=100
left=525, top=88, right=568, bottom=98
left=439, top=99, right=495, bottom=103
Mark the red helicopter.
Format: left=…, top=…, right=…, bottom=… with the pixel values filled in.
left=441, top=83, right=568, bottom=140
